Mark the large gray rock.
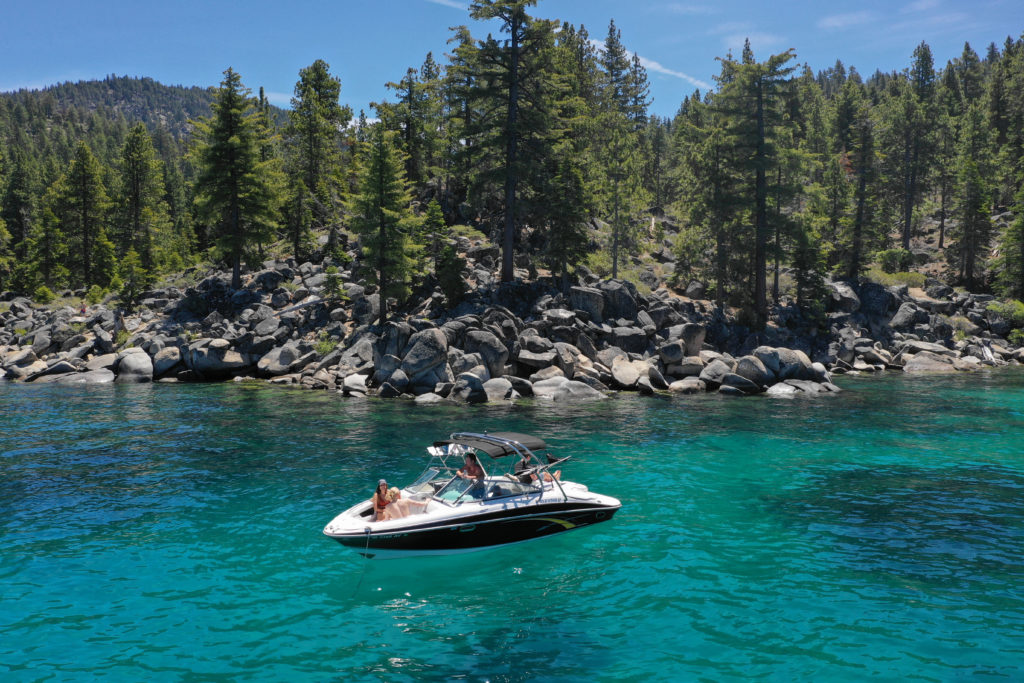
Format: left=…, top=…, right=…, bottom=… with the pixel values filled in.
left=186, top=339, right=255, bottom=378
left=414, top=392, right=448, bottom=405
left=665, top=356, right=704, bottom=378
left=153, top=347, right=182, bottom=377
left=6, top=360, right=47, bottom=380
left=720, top=372, right=761, bottom=395
left=552, top=342, right=580, bottom=379
left=450, top=372, right=488, bottom=404
left=890, top=302, right=928, bottom=330
left=115, top=348, right=153, bottom=383
left=93, top=329, right=115, bottom=354
left=400, top=328, right=449, bottom=378
left=517, top=348, right=557, bottom=369
left=765, top=382, right=799, bottom=397
left=55, top=368, right=116, bottom=384
left=657, top=340, right=686, bottom=365
left=669, top=377, right=706, bottom=394
left=343, top=373, right=369, bottom=396
left=531, top=376, right=607, bottom=402
left=647, top=364, right=670, bottom=390
left=858, top=282, right=897, bottom=317
left=611, top=326, right=647, bottom=354
left=256, top=343, right=304, bottom=377
left=252, top=316, right=280, bottom=337
left=751, top=346, right=782, bottom=376
left=901, top=339, right=958, bottom=358
left=482, top=377, right=515, bottom=402
left=519, top=331, right=554, bottom=354
left=26, top=360, right=78, bottom=382
left=698, top=358, right=733, bottom=387
left=86, top=353, right=118, bottom=372
left=464, top=330, right=509, bottom=379
left=610, top=357, right=641, bottom=389
left=600, top=280, right=638, bottom=321
left=828, top=282, right=861, bottom=313
left=681, top=323, right=706, bottom=357
left=3, top=348, right=38, bottom=368
left=902, top=351, right=974, bottom=373
left=734, top=355, right=773, bottom=387
left=31, top=331, right=51, bottom=355
left=776, top=348, right=815, bottom=381
left=570, top=286, right=604, bottom=322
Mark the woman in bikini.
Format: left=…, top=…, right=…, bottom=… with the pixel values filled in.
left=372, top=479, right=427, bottom=521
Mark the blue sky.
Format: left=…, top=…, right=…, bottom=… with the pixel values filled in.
left=1, top=0, right=1022, bottom=118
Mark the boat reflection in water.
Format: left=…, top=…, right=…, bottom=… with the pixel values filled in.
left=323, top=432, right=621, bottom=558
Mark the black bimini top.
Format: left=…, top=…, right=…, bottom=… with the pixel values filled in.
left=434, top=432, right=548, bottom=459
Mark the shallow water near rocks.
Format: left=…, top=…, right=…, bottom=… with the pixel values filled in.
left=2, top=371, right=1024, bottom=681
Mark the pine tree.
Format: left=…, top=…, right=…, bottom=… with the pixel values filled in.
left=716, top=42, right=797, bottom=326
left=116, top=123, right=166, bottom=270
left=284, top=60, right=351, bottom=258
left=995, top=175, right=1024, bottom=299
left=2, top=148, right=38, bottom=262
left=193, top=67, right=278, bottom=289
left=347, top=127, right=421, bottom=326
left=543, top=153, right=590, bottom=291
left=422, top=199, right=448, bottom=273
left=674, top=89, right=738, bottom=305
left=597, top=19, right=650, bottom=280
left=948, top=102, right=994, bottom=290
left=283, top=174, right=314, bottom=262
left=469, top=0, right=540, bottom=282
left=118, top=247, right=148, bottom=312
left=61, top=142, right=114, bottom=288
left=16, top=181, right=69, bottom=291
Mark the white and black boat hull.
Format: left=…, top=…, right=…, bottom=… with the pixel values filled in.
left=326, top=500, right=620, bottom=558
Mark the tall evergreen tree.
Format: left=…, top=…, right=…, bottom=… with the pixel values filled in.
left=948, top=103, right=994, bottom=289
left=469, top=0, right=539, bottom=283
left=192, top=67, right=278, bottom=289
left=1, top=148, right=37, bottom=262
left=284, top=60, right=351, bottom=258
left=995, top=174, right=1024, bottom=300
left=116, top=123, right=166, bottom=271
left=717, top=42, right=797, bottom=326
left=61, top=141, right=115, bottom=288
left=422, top=198, right=448, bottom=273
left=347, top=127, right=420, bottom=326
left=543, top=153, right=591, bottom=292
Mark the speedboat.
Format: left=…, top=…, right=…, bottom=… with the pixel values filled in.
left=323, top=431, right=621, bottom=558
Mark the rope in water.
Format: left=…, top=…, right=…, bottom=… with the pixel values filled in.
left=350, top=528, right=373, bottom=598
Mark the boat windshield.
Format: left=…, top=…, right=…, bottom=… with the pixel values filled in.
left=434, top=476, right=483, bottom=503
left=405, top=467, right=446, bottom=495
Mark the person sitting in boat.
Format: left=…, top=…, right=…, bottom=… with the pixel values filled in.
left=372, top=479, right=427, bottom=521
left=457, top=453, right=486, bottom=499
left=513, top=453, right=560, bottom=485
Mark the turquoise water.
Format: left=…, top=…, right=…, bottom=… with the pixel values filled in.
left=2, top=372, right=1024, bottom=681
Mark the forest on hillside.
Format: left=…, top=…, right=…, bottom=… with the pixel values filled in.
left=1, top=0, right=1024, bottom=331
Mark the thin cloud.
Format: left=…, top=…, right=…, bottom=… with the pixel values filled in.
left=589, top=40, right=710, bottom=91
left=817, top=11, right=873, bottom=30
left=637, top=55, right=711, bottom=90
left=425, top=0, right=468, bottom=10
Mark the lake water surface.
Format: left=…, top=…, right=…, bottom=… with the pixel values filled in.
left=2, top=372, right=1024, bottom=681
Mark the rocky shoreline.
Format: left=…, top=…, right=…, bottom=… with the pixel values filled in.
left=2, top=254, right=1022, bottom=402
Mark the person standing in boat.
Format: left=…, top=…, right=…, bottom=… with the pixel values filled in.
left=457, top=453, right=486, bottom=498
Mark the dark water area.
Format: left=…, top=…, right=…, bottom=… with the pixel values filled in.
left=2, top=371, right=1024, bottom=681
